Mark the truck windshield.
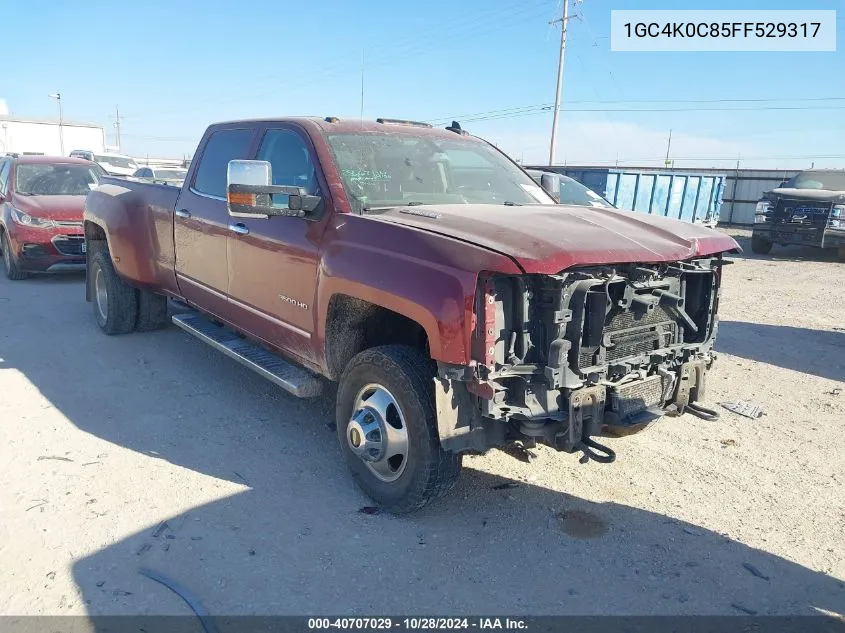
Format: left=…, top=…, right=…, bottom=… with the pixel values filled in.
left=95, top=155, right=135, bottom=169
left=559, top=175, right=615, bottom=208
left=783, top=171, right=845, bottom=192
left=155, top=169, right=187, bottom=180
left=326, top=132, right=554, bottom=212
left=15, top=164, right=101, bottom=196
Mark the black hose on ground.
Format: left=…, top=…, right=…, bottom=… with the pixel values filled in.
left=686, top=402, right=720, bottom=420
left=579, top=437, right=617, bottom=464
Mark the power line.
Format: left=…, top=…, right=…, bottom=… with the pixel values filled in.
left=524, top=153, right=845, bottom=164
left=428, top=103, right=845, bottom=126
left=426, top=97, right=845, bottom=125
left=119, top=0, right=553, bottom=122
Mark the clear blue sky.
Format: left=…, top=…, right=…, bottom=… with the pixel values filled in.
left=3, top=0, right=843, bottom=168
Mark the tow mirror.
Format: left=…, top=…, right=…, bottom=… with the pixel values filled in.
left=540, top=172, right=561, bottom=203
left=226, top=159, right=321, bottom=219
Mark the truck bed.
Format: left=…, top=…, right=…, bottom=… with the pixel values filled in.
left=84, top=176, right=181, bottom=296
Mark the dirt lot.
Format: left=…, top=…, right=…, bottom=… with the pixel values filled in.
left=0, top=228, right=843, bottom=616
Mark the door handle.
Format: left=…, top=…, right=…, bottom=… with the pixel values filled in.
left=229, top=223, right=249, bottom=235
left=175, top=209, right=191, bottom=219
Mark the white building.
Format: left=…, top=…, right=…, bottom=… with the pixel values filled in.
left=0, top=99, right=105, bottom=157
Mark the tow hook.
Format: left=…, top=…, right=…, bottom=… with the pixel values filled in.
left=578, top=437, right=616, bottom=464
left=685, top=401, right=720, bottom=421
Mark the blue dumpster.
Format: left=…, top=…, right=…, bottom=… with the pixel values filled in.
left=539, top=167, right=727, bottom=226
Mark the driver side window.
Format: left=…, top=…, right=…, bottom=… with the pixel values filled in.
left=256, top=129, right=320, bottom=196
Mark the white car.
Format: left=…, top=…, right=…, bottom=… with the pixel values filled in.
left=69, top=150, right=138, bottom=177
left=132, top=166, right=188, bottom=186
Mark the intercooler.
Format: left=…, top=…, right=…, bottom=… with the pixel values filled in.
left=578, top=304, right=679, bottom=368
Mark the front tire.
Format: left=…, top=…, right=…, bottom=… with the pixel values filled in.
left=336, top=345, right=462, bottom=514
left=1, top=231, right=29, bottom=280
left=751, top=234, right=773, bottom=255
left=90, top=250, right=137, bottom=335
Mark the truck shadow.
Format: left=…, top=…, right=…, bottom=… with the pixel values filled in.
left=68, top=469, right=845, bottom=617
left=1, top=278, right=843, bottom=617
left=717, top=321, right=845, bottom=383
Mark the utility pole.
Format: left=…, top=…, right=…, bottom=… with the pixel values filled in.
left=49, top=93, right=64, bottom=155
left=114, top=105, right=122, bottom=150
left=360, top=49, right=365, bottom=123
left=664, top=129, right=673, bottom=167
left=548, top=0, right=571, bottom=166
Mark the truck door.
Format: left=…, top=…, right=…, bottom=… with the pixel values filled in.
left=226, top=126, right=324, bottom=364
left=174, top=128, right=254, bottom=319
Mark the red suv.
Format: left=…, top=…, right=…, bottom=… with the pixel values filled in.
left=0, top=155, right=104, bottom=279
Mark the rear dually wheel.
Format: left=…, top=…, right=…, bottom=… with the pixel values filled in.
left=90, top=250, right=137, bottom=335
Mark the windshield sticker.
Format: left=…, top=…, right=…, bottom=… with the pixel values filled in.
left=342, top=169, right=391, bottom=183
left=88, top=183, right=98, bottom=190
left=586, top=190, right=604, bottom=200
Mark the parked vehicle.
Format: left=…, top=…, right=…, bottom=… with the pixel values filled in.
left=83, top=117, right=738, bottom=512
left=69, top=150, right=138, bottom=176
left=0, top=155, right=104, bottom=279
left=752, top=169, right=845, bottom=260
left=526, top=169, right=615, bottom=208
left=132, top=166, right=188, bottom=186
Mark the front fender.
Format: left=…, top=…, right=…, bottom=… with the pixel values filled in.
left=316, top=216, right=521, bottom=367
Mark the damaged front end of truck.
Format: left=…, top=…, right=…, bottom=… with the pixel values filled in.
left=436, top=256, right=726, bottom=463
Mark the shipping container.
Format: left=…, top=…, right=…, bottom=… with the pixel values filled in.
left=532, top=166, right=727, bottom=226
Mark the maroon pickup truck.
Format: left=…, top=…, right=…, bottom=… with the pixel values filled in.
left=83, top=117, right=739, bottom=513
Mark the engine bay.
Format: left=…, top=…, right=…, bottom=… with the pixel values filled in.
left=458, top=256, right=726, bottom=458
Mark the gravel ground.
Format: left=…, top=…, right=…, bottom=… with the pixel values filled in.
left=0, top=228, right=843, bottom=617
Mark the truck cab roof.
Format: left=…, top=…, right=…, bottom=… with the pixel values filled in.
left=208, top=117, right=482, bottom=142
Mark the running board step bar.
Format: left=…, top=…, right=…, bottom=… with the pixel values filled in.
left=172, top=312, right=322, bottom=398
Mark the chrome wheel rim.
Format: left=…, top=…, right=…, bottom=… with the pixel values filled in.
left=347, top=384, right=409, bottom=483
left=94, top=267, right=108, bottom=322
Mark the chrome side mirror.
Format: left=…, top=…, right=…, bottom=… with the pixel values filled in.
left=226, top=159, right=321, bottom=219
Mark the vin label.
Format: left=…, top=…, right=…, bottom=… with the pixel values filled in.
left=611, top=10, right=836, bottom=52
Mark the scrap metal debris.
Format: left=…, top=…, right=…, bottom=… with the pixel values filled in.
left=37, top=455, right=73, bottom=462
left=742, top=562, right=770, bottom=581
left=138, top=568, right=218, bottom=633
left=26, top=500, right=48, bottom=512
left=731, top=603, right=758, bottom=615
left=491, top=482, right=520, bottom=490
left=826, top=388, right=841, bottom=396
left=719, top=401, right=764, bottom=419
left=151, top=521, right=170, bottom=538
